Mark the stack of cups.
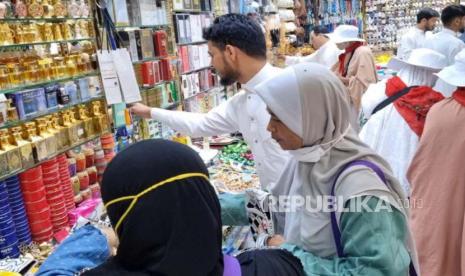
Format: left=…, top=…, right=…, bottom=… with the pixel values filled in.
left=57, top=154, right=76, bottom=213
left=95, top=149, right=107, bottom=184
left=4, top=176, right=32, bottom=247
left=19, top=167, right=53, bottom=243
left=101, top=134, right=116, bottom=162
left=41, top=159, right=69, bottom=233
left=0, top=181, right=20, bottom=259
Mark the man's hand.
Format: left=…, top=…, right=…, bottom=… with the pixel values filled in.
left=130, top=103, right=152, bottom=119
left=267, top=235, right=285, bottom=247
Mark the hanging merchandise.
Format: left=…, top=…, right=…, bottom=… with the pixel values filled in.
left=364, top=0, right=456, bottom=52
left=318, top=0, right=362, bottom=32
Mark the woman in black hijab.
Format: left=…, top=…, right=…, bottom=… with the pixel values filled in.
left=37, top=139, right=304, bottom=276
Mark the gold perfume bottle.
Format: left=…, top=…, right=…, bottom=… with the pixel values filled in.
left=8, top=126, right=35, bottom=168
left=42, top=0, right=55, bottom=18
left=7, top=100, right=19, bottom=122
left=36, top=118, right=57, bottom=156
left=70, top=108, right=85, bottom=142
left=91, top=101, right=109, bottom=134
left=53, top=0, right=67, bottom=17
left=65, top=110, right=80, bottom=145
left=53, top=23, right=63, bottom=40
left=7, top=64, right=23, bottom=86
left=55, top=113, right=71, bottom=148
left=28, top=0, right=45, bottom=18
left=60, top=22, right=73, bottom=40
left=76, top=105, right=94, bottom=138
left=0, top=129, right=22, bottom=174
left=0, top=66, right=10, bottom=89
left=44, top=115, right=61, bottom=150
left=22, top=122, right=48, bottom=162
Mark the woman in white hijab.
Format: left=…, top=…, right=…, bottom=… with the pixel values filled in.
left=252, top=63, right=419, bottom=275
left=359, top=48, right=447, bottom=195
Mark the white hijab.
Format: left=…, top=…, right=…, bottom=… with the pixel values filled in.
left=253, top=63, right=419, bottom=271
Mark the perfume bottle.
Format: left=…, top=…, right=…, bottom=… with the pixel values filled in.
left=8, top=126, right=35, bottom=168
left=60, top=22, right=73, bottom=40
left=0, top=129, right=22, bottom=174
left=22, top=122, right=48, bottom=162
left=52, top=113, right=71, bottom=149
left=65, top=110, right=80, bottom=144
left=70, top=108, right=85, bottom=142
left=28, top=0, right=44, bottom=18
left=7, top=100, right=18, bottom=122
left=79, top=0, right=90, bottom=17
left=36, top=118, right=57, bottom=156
left=0, top=66, right=10, bottom=89
left=42, top=0, right=54, bottom=18
left=7, top=64, right=23, bottom=86
left=91, top=101, right=109, bottom=134
left=53, top=23, right=63, bottom=40
left=76, top=104, right=94, bottom=138
left=68, top=0, right=80, bottom=18
left=53, top=0, right=67, bottom=17
left=15, top=0, right=28, bottom=18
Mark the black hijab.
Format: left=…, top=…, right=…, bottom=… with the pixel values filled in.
left=83, top=139, right=223, bottom=276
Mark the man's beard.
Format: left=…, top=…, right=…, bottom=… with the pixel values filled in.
left=219, top=60, right=240, bottom=86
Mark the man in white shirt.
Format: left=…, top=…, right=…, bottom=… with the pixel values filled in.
left=397, top=8, right=439, bottom=60
left=427, top=5, right=465, bottom=96
left=426, top=5, right=465, bottom=65
left=459, top=5, right=465, bottom=43
left=130, top=14, right=290, bottom=191
left=284, top=26, right=341, bottom=68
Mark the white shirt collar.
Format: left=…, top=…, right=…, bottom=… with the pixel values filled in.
left=442, top=28, right=459, bottom=37
left=244, top=63, right=274, bottom=89
left=414, top=27, right=425, bottom=34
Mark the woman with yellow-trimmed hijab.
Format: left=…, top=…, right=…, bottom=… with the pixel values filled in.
left=37, top=139, right=305, bottom=276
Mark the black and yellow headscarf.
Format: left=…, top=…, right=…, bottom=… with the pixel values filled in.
left=83, top=139, right=223, bottom=276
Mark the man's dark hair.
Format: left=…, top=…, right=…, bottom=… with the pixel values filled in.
left=417, top=8, right=440, bottom=23
left=202, top=13, right=266, bottom=59
left=312, top=25, right=330, bottom=36
left=441, top=5, right=465, bottom=26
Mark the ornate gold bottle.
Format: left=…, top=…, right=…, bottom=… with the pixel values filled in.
left=0, top=129, right=22, bottom=174
left=36, top=118, right=57, bottom=156
left=70, top=108, right=85, bottom=142
left=55, top=113, right=71, bottom=148
left=67, top=110, right=83, bottom=144
left=22, top=122, right=48, bottom=162
left=59, top=111, right=78, bottom=146
left=76, top=105, right=94, bottom=138
left=8, top=126, right=35, bottom=168
left=91, top=101, right=109, bottom=134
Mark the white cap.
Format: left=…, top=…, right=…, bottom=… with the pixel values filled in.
left=388, top=48, right=447, bottom=72
left=327, top=25, right=365, bottom=44
left=435, top=49, right=465, bottom=87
